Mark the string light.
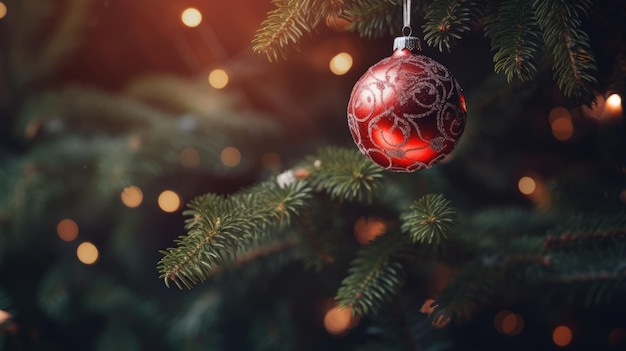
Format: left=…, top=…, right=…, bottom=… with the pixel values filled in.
left=57, top=218, right=79, bottom=242
left=606, top=93, right=622, bottom=109
left=180, top=148, right=200, bottom=168
left=0, top=2, right=7, bottom=20
left=549, top=107, right=574, bottom=141
left=552, top=325, right=573, bottom=347
left=354, top=217, right=387, bottom=244
left=604, top=93, right=623, bottom=120
left=158, top=190, right=182, bottom=213
left=582, top=93, right=623, bottom=121
left=503, top=313, right=524, bottom=336
left=0, top=310, right=10, bottom=324
left=493, top=310, right=524, bottom=336
left=518, top=176, right=536, bottom=195
left=121, top=185, right=143, bottom=208
left=208, top=69, right=229, bottom=89
left=329, top=52, right=353, bottom=75
left=323, top=305, right=358, bottom=335
left=76, top=242, right=99, bottom=265
left=220, top=146, right=241, bottom=167
left=181, top=7, right=202, bottom=27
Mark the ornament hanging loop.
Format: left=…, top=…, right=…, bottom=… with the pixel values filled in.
left=402, top=0, right=412, bottom=36
left=394, top=0, right=421, bottom=52
left=402, top=26, right=412, bottom=37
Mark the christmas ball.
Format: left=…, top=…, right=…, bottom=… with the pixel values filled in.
left=347, top=37, right=467, bottom=172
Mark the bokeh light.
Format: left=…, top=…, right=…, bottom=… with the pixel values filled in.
left=324, top=305, right=358, bottom=335
left=518, top=176, right=536, bottom=195
left=76, top=242, right=99, bottom=265
left=501, top=312, right=524, bottom=336
left=354, top=217, right=387, bottom=244
left=220, top=146, right=241, bottom=167
left=552, top=325, right=573, bottom=347
left=494, top=310, right=508, bottom=333
left=603, top=93, right=623, bottom=120
left=0, top=310, right=11, bottom=324
left=549, top=107, right=574, bottom=141
left=181, top=8, right=202, bottom=27
left=121, top=185, right=143, bottom=208
left=606, top=94, right=622, bottom=109
left=57, top=218, right=79, bottom=242
left=158, top=190, right=182, bottom=213
left=551, top=117, right=574, bottom=141
left=494, top=310, right=524, bottom=336
left=548, top=107, right=570, bottom=124
left=208, top=69, right=229, bottom=89
left=329, top=52, right=353, bottom=75
left=180, top=147, right=200, bottom=168
left=0, top=2, right=6, bottom=20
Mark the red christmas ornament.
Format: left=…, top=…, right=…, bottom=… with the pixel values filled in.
left=347, top=37, right=467, bottom=172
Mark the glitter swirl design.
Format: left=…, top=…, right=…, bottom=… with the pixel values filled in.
left=347, top=49, right=467, bottom=172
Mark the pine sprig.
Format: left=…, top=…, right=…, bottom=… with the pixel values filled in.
left=484, top=0, right=542, bottom=82
left=400, top=194, right=457, bottom=245
left=427, top=264, right=499, bottom=325
left=532, top=0, right=597, bottom=101
left=157, top=146, right=385, bottom=289
left=157, top=181, right=312, bottom=289
left=252, top=0, right=334, bottom=62
left=422, top=0, right=482, bottom=52
left=344, top=0, right=401, bottom=38
left=335, top=231, right=410, bottom=316
left=307, top=147, right=385, bottom=203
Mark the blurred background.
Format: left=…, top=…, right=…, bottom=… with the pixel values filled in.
left=0, top=0, right=625, bottom=350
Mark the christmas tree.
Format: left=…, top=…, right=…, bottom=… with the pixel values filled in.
left=1, top=0, right=625, bottom=350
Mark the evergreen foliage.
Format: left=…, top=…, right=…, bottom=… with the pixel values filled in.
left=252, top=0, right=344, bottom=61
left=335, top=230, right=409, bottom=315
left=532, top=0, right=597, bottom=101
left=401, top=193, right=456, bottom=245
left=421, top=0, right=481, bottom=52
left=483, top=0, right=542, bottom=82
left=343, top=0, right=403, bottom=38
left=158, top=181, right=313, bottom=289
left=252, top=0, right=613, bottom=101
left=1, top=0, right=625, bottom=350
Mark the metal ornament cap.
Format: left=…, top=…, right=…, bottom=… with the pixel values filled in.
left=393, top=36, right=421, bottom=52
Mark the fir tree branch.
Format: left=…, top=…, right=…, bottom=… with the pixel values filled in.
left=400, top=194, right=457, bottom=245
left=532, top=0, right=597, bottom=101
left=543, top=228, right=626, bottom=249
left=344, top=0, right=401, bottom=38
left=306, top=147, right=385, bottom=203
left=543, top=212, right=626, bottom=249
left=252, top=0, right=335, bottom=62
left=158, top=181, right=313, bottom=289
left=335, top=231, right=409, bottom=316
left=158, top=147, right=386, bottom=289
left=425, top=264, right=499, bottom=325
left=422, top=0, right=482, bottom=52
left=294, top=208, right=337, bottom=270
left=483, top=0, right=542, bottom=82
